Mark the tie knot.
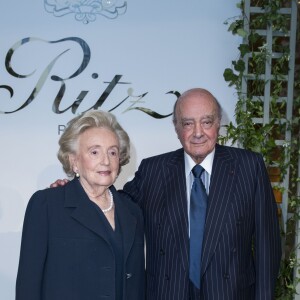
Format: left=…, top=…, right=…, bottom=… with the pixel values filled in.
left=192, top=165, right=204, bottom=178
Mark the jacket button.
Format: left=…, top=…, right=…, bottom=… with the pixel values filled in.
left=160, top=249, right=165, bottom=255
left=126, top=273, right=132, bottom=279
left=223, top=273, right=230, bottom=279
left=164, top=274, right=170, bottom=281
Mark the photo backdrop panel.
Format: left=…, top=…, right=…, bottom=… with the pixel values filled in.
left=0, top=1, right=240, bottom=298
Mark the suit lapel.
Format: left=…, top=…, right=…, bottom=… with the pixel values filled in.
left=201, top=144, right=237, bottom=276
left=165, top=149, right=189, bottom=272
left=161, top=147, right=238, bottom=275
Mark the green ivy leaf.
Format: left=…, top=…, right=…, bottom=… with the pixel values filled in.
left=228, top=21, right=238, bottom=33
left=237, top=28, right=247, bottom=38
left=233, top=59, right=245, bottom=72
left=223, top=68, right=238, bottom=85
left=238, top=44, right=250, bottom=57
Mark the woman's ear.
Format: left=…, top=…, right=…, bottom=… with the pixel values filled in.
left=69, top=154, right=77, bottom=172
left=69, top=154, right=80, bottom=177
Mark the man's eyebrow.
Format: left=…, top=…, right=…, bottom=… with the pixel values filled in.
left=181, top=115, right=215, bottom=121
left=180, top=118, right=196, bottom=123
left=200, top=115, right=215, bottom=119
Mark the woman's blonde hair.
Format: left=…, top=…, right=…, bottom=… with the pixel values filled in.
left=57, top=110, right=130, bottom=177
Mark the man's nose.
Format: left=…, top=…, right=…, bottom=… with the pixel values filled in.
left=193, top=122, right=203, bottom=137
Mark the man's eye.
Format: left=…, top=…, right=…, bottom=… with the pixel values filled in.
left=201, top=120, right=213, bottom=128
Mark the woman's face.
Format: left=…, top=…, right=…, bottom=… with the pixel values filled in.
left=71, top=127, right=120, bottom=191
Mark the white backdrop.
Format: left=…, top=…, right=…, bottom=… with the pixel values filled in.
left=0, top=1, right=240, bottom=298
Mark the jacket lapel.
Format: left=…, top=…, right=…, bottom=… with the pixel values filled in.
left=111, top=186, right=137, bottom=262
left=64, top=179, right=111, bottom=245
left=161, top=146, right=237, bottom=275
left=64, top=180, right=137, bottom=261
left=200, top=144, right=237, bottom=276
left=165, top=149, right=189, bottom=272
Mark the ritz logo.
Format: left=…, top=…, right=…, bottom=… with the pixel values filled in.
left=0, top=37, right=178, bottom=118
left=44, top=0, right=128, bottom=24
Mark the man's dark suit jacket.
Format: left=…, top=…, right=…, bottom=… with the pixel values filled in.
left=16, top=178, right=145, bottom=300
left=123, top=144, right=281, bottom=300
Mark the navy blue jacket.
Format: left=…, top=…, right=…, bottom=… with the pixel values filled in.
left=16, top=179, right=145, bottom=300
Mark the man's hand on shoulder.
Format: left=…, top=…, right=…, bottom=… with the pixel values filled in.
left=50, top=179, right=70, bottom=188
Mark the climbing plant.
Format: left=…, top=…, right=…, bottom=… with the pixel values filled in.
left=220, top=0, right=300, bottom=298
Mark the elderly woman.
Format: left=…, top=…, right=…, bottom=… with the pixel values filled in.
left=16, top=110, right=145, bottom=300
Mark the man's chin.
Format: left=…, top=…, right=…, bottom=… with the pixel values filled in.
left=189, top=152, right=206, bottom=164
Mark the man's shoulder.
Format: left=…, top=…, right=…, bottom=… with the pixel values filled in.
left=216, top=144, right=261, bottom=160
left=142, top=148, right=184, bottom=163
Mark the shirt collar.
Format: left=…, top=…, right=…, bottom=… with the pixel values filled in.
left=184, top=148, right=215, bottom=178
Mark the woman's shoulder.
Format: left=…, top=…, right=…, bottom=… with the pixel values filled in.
left=28, top=184, right=66, bottom=208
left=34, top=183, right=66, bottom=197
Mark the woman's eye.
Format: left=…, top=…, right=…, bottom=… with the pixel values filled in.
left=109, top=149, right=119, bottom=157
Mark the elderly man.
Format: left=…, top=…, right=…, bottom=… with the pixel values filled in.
left=122, top=88, right=281, bottom=299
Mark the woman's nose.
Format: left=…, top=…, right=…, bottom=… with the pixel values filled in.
left=100, top=153, right=110, bottom=165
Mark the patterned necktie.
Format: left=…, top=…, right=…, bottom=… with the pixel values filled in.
left=189, top=164, right=208, bottom=289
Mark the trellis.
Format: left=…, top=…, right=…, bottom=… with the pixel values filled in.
left=242, top=0, right=297, bottom=227
left=242, top=0, right=299, bottom=297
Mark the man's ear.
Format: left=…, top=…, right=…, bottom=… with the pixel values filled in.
left=174, top=125, right=180, bottom=139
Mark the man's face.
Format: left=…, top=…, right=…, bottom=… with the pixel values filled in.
left=174, top=91, right=220, bottom=164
